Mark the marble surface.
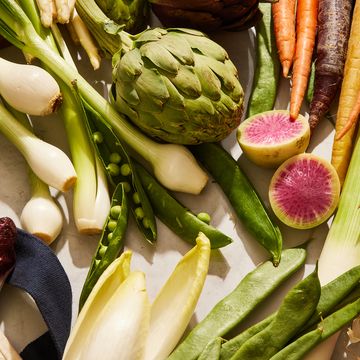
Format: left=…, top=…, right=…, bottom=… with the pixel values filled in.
left=0, top=24, right=358, bottom=359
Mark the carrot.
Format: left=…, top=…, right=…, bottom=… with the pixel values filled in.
left=271, top=0, right=296, bottom=77
left=332, top=0, right=360, bottom=185
left=289, top=0, right=319, bottom=120
left=308, top=0, right=353, bottom=131
left=336, top=90, right=360, bottom=140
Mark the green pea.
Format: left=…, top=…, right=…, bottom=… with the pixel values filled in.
left=120, top=163, right=132, bottom=176
left=107, top=232, right=113, bottom=242
left=167, top=248, right=307, bottom=360
left=122, top=181, right=131, bottom=192
left=230, top=268, right=321, bottom=360
left=135, top=207, right=145, bottom=220
left=107, top=220, right=117, bottom=232
left=190, top=142, right=282, bottom=265
left=110, top=205, right=122, bottom=219
left=135, top=162, right=232, bottom=249
left=133, top=192, right=141, bottom=204
left=98, top=244, right=107, bottom=257
left=92, top=131, right=103, bottom=143
left=109, top=152, right=122, bottom=164
left=107, top=163, right=120, bottom=176
left=142, top=217, right=150, bottom=229
left=197, top=212, right=211, bottom=224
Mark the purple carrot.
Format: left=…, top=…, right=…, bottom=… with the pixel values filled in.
left=0, top=217, right=17, bottom=288
left=309, top=0, right=353, bottom=130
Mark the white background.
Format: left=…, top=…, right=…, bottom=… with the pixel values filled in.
left=0, top=13, right=358, bottom=359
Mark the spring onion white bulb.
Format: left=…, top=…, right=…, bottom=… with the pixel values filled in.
left=20, top=171, right=63, bottom=244
left=0, top=57, right=62, bottom=116
left=151, top=144, right=209, bottom=195
left=0, top=103, right=77, bottom=192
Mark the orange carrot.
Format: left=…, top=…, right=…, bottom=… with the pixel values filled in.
left=331, top=0, right=360, bottom=185
left=290, top=0, right=319, bottom=120
left=336, top=89, right=360, bottom=141
left=272, top=0, right=296, bottom=77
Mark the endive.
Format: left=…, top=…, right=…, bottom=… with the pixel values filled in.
left=63, top=233, right=211, bottom=360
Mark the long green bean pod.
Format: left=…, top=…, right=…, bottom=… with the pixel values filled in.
left=135, top=162, right=233, bottom=249
left=84, top=103, right=157, bottom=243
left=78, top=183, right=129, bottom=310
left=190, top=142, right=282, bottom=265
left=247, top=3, right=280, bottom=117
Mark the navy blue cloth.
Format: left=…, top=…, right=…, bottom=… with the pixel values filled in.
left=6, top=229, right=72, bottom=360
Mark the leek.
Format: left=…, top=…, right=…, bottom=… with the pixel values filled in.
left=304, top=130, right=360, bottom=359
left=0, top=0, right=208, bottom=195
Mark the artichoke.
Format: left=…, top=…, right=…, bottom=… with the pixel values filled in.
left=95, top=0, right=149, bottom=34
left=149, top=0, right=262, bottom=32
left=111, top=28, right=244, bottom=144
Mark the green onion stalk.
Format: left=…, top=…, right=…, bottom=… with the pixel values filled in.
left=0, top=0, right=208, bottom=195
left=17, top=0, right=111, bottom=234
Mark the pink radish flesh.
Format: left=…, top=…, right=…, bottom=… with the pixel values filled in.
left=243, top=112, right=304, bottom=144
left=272, top=157, right=334, bottom=225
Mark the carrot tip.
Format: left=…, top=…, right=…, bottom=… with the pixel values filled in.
left=282, top=61, right=292, bottom=78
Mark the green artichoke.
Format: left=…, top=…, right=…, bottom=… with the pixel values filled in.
left=149, top=0, right=262, bottom=32
left=95, top=0, right=149, bottom=34
left=111, top=28, right=244, bottom=145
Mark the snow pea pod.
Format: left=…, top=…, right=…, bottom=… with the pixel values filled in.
left=134, top=162, right=232, bottom=249
left=168, top=248, right=306, bottom=360
left=229, top=268, right=321, bottom=360
left=190, top=142, right=282, bottom=265
left=221, top=264, right=360, bottom=358
left=78, top=183, right=129, bottom=310
left=221, top=263, right=360, bottom=359
left=84, top=102, right=157, bottom=243
left=198, top=338, right=222, bottom=360
left=270, top=297, right=360, bottom=360
left=247, top=3, right=280, bottom=117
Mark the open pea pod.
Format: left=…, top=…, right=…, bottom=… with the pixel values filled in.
left=78, top=183, right=129, bottom=311
left=83, top=102, right=157, bottom=243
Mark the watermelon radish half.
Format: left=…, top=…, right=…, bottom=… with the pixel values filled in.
left=269, top=153, right=340, bottom=229
left=237, top=110, right=310, bottom=168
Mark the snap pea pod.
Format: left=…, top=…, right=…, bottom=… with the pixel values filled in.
left=190, top=142, right=282, bottom=266
left=134, top=162, right=232, bottom=249
left=247, top=3, right=280, bottom=117
left=84, top=102, right=156, bottom=243
left=229, top=267, right=321, bottom=360
left=306, top=61, right=316, bottom=105
left=220, top=263, right=360, bottom=359
left=198, top=338, right=222, bottom=360
left=167, top=248, right=306, bottom=360
left=269, top=297, right=360, bottom=360
left=78, top=183, right=129, bottom=310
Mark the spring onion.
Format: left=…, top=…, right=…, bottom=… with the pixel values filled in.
left=0, top=102, right=76, bottom=192
left=0, top=57, right=62, bottom=116
left=0, top=0, right=208, bottom=195
left=304, top=130, right=360, bottom=359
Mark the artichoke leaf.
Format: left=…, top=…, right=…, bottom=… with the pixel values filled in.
left=115, top=80, right=140, bottom=106
left=168, top=65, right=201, bottom=99
left=162, top=76, right=185, bottom=110
left=135, top=28, right=168, bottom=44
left=193, top=54, right=222, bottom=101
left=111, top=89, right=140, bottom=122
left=184, top=96, right=216, bottom=116
left=157, top=32, right=194, bottom=66
left=113, top=48, right=143, bottom=82
left=140, top=42, right=180, bottom=74
left=169, top=27, right=206, bottom=37
left=199, top=54, right=239, bottom=92
left=134, top=67, right=170, bottom=112
left=181, top=33, right=228, bottom=61
left=143, top=233, right=211, bottom=360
